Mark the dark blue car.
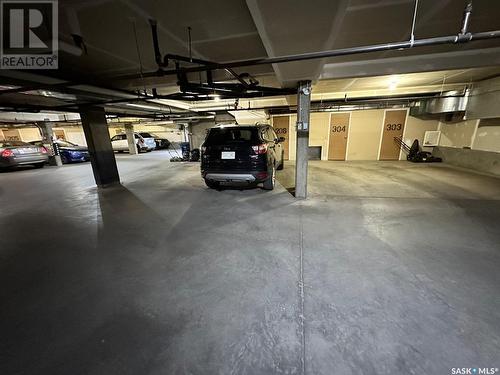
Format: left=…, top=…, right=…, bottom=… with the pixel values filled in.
left=31, top=140, right=90, bottom=164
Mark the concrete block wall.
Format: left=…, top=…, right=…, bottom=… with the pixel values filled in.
left=473, top=118, right=500, bottom=153
left=190, top=120, right=216, bottom=149
left=439, top=120, right=477, bottom=149
left=433, top=147, right=500, bottom=176
left=436, top=118, right=500, bottom=176
left=438, top=118, right=500, bottom=153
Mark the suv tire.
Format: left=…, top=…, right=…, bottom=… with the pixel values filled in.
left=204, top=179, right=220, bottom=189
left=262, top=165, right=275, bottom=190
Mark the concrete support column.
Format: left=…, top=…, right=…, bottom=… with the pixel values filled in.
left=124, top=124, right=138, bottom=154
left=37, top=121, right=62, bottom=166
left=80, top=106, right=120, bottom=187
left=215, top=112, right=235, bottom=125
left=295, top=81, right=311, bottom=199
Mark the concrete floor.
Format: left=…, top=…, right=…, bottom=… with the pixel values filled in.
left=1, top=152, right=499, bottom=375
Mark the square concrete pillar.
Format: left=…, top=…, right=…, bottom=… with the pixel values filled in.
left=125, top=124, right=138, bottom=154
left=295, top=81, right=311, bottom=199
left=37, top=121, right=62, bottom=166
left=80, top=106, right=120, bottom=187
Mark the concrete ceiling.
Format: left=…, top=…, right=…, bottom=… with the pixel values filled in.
left=312, top=66, right=500, bottom=99
left=1, top=0, right=500, bottom=120
left=52, top=0, right=500, bottom=90
left=182, top=66, right=500, bottom=111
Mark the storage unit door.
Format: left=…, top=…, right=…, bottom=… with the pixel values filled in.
left=379, top=110, right=406, bottom=160
left=328, top=113, right=350, bottom=161
left=272, top=116, right=290, bottom=160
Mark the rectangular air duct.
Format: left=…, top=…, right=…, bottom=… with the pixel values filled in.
left=410, top=90, right=469, bottom=122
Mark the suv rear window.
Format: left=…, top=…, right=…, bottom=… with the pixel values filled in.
left=204, top=127, right=260, bottom=145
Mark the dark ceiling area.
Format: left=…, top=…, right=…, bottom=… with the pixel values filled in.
left=1, top=0, right=500, bottom=119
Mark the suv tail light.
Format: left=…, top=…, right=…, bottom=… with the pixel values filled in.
left=1, top=149, right=14, bottom=157
left=252, top=144, right=268, bottom=155
left=40, top=146, right=48, bottom=154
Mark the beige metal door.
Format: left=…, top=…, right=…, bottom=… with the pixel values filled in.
left=328, top=113, right=350, bottom=160
left=53, top=129, right=66, bottom=141
left=272, top=116, right=290, bottom=160
left=3, top=129, right=21, bottom=141
left=379, top=110, right=406, bottom=160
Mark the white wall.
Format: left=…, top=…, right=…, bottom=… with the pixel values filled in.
left=111, top=125, right=185, bottom=144
left=439, top=120, right=477, bottom=148
left=438, top=118, right=500, bottom=154
left=347, top=110, right=385, bottom=160
left=18, top=128, right=42, bottom=142
left=64, top=127, right=87, bottom=146
left=310, top=113, right=330, bottom=160
left=133, top=125, right=185, bottom=143
left=473, top=118, right=500, bottom=153
left=278, top=109, right=439, bottom=161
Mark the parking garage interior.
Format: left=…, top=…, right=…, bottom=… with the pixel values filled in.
left=1, top=1, right=500, bottom=374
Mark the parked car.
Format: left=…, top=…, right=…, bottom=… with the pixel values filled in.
left=139, top=132, right=170, bottom=149
left=0, top=140, right=48, bottom=170
left=201, top=124, right=284, bottom=190
left=110, top=133, right=155, bottom=152
left=31, top=140, right=90, bottom=163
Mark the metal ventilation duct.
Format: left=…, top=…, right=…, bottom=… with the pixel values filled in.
left=409, top=90, right=469, bottom=122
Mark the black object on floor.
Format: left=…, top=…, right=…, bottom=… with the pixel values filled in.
left=395, top=137, right=442, bottom=163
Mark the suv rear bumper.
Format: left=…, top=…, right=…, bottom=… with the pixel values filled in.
left=205, top=173, right=256, bottom=183
left=203, top=171, right=268, bottom=183
left=0, top=154, right=48, bottom=167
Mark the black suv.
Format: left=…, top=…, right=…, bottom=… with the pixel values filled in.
left=201, top=124, right=285, bottom=190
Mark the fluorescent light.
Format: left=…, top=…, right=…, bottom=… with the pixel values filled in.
left=388, top=75, right=399, bottom=90
left=125, top=103, right=160, bottom=111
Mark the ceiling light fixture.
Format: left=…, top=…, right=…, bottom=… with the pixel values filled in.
left=388, top=75, right=399, bottom=90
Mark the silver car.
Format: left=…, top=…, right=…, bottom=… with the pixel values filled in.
left=110, top=133, right=156, bottom=153
left=0, top=140, right=49, bottom=170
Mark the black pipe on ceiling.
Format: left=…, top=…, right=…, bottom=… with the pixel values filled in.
left=119, top=1, right=500, bottom=81
left=119, top=29, right=500, bottom=81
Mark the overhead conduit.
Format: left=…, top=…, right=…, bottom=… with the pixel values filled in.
left=119, top=1, right=499, bottom=83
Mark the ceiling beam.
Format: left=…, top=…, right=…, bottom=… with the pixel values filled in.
left=320, top=47, right=500, bottom=80
left=245, top=0, right=285, bottom=85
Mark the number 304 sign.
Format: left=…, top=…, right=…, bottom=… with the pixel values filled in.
left=331, top=125, right=346, bottom=133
